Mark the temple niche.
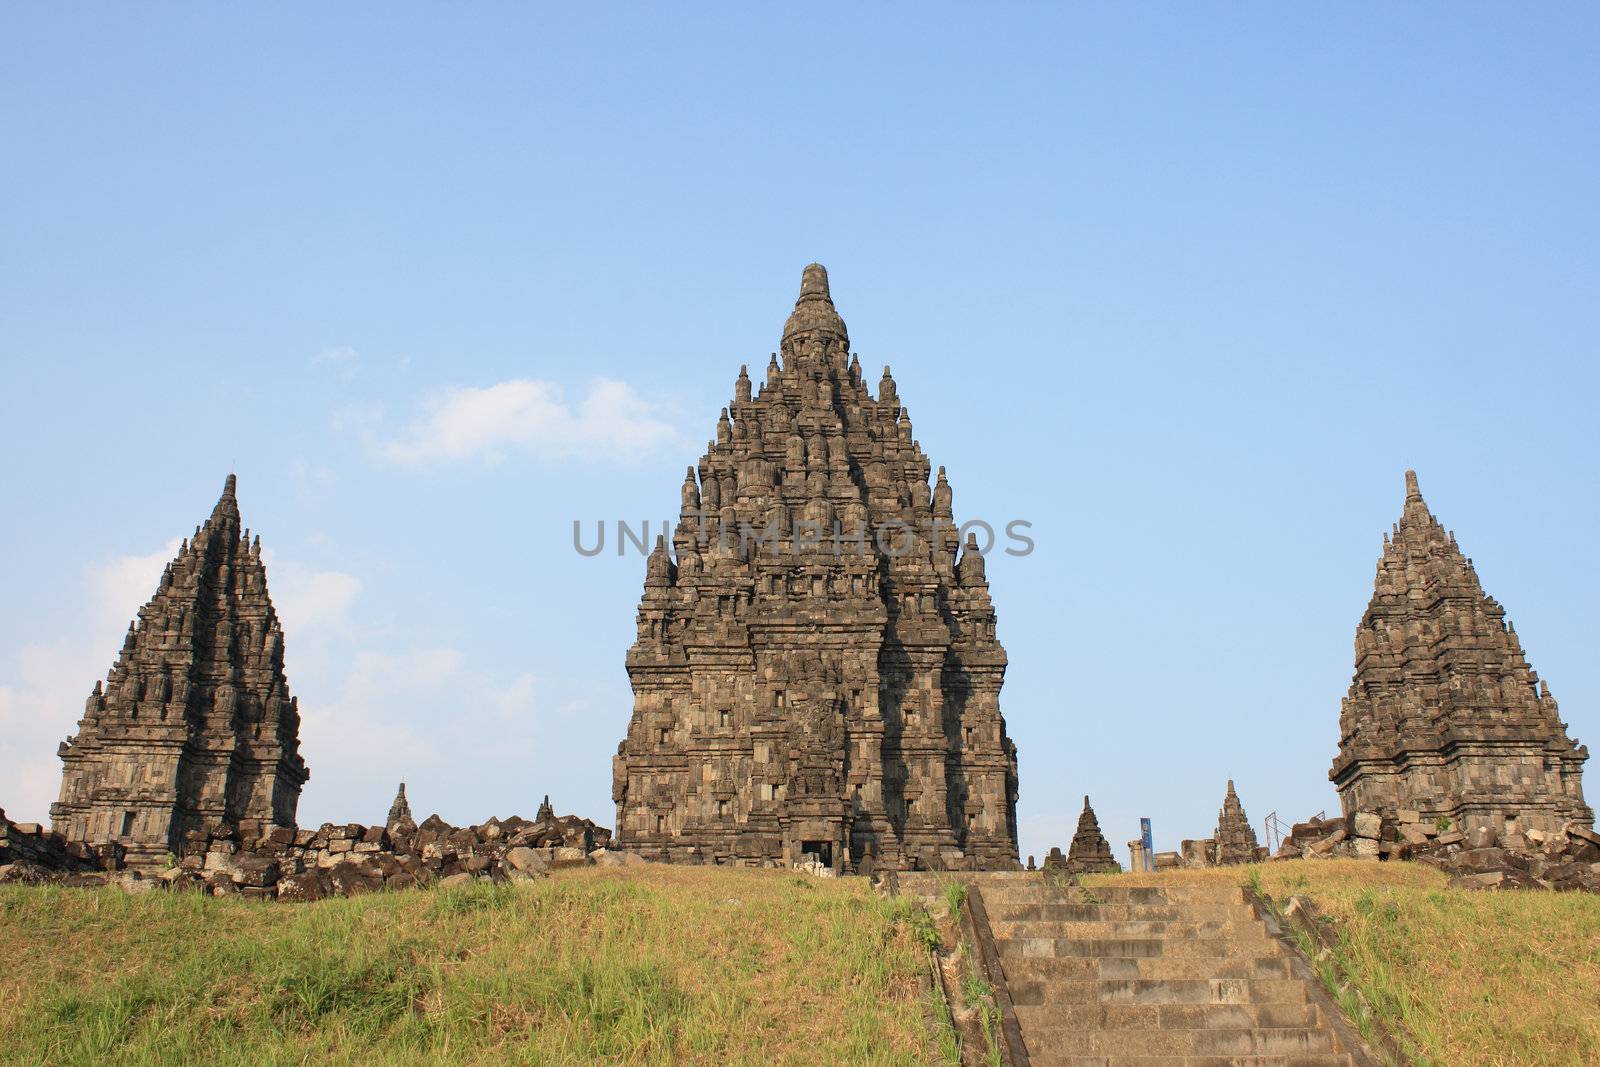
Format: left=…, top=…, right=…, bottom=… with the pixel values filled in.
left=51, top=476, right=309, bottom=868
left=1330, top=471, right=1590, bottom=836
left=612, top=264, right=1020, bottom=872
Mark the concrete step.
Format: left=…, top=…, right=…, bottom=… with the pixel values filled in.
left=988, top=901, right=1255, bottom=923
left=998, top=935, right=1283, bottom=961
left=896, top=871, right=1037, bottom=890
left=1004, top=955, right=1299, bottom=982
left=1032, top=1055, right=1355, bottom=1067
left=980, top=884, right=1248, bottom=908
left=1005, top=976, right=1310, bottom=1007
left=1014, top=1002, right=1324, bottom=1032
left=991, top=919, right=1271, bottom=942
left=1018, top=1025, right=1341, bottom=1057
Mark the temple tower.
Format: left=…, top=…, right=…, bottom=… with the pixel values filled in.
left=386, top=783, right=415, bottom=835
left=51, top=475, right=310, bottom=866
left=1330, top=471, right=1590, bottom=835
left=613, top=265, right=1019, bottom=871
left=1213, top=780, right=1261, bottom=864
left=1062, top=795, right=1120, bottom=875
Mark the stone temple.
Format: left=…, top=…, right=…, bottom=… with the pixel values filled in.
left=1330, top=471, right=1590, bottom=835
left=51, top=475, right=309, bottom=867
left=1213, top=780, right=1261, bottom=865
left=613, top=265, right=1019, bottom=871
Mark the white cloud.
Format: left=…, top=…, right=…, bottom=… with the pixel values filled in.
left=85, top=537, right=181, bottom=631
left=313, top=345, right=361, bottom=379
left=0, top=537, right=365, bottom=824
left=292, top=647, right=553, bottom=824
left=0, top=528, right=586, bottom=830
left=379, top=377, right=682, bottom=466
left=268, top=562, right=362, bottom=635
left=0, top=639, right=106, bottom=823
left=0, top=539, right=187, bottom=822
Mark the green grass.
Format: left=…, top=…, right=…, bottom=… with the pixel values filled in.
left=0, top=867, right=934, bottom=1066
left=939, top=878, right=967, bottom=917
left=1085, top=860, right=1600, bottom=1067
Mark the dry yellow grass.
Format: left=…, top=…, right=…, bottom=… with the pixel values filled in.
left=1086, top=860, right=1600, bottom=1067
left=0, top=865, right=936, bottom=1066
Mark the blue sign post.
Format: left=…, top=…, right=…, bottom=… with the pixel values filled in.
left=1139, top=818, right=1155, bottom=872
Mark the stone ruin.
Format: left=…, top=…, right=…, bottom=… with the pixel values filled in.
left=16, top=475, right=618, bottom=899
left=12, top=295, right=1598, bottom=901
left=1214, top=780, right=1262, bottom=864
left=1, top=790, right=621, bottom=899
left=613, top=264, right=1019, bottom=873
left=1180, top=780, right=1267, bottom=868
left=50, top=475, right=310, bottom=869
left=387, top=782, right=416, bottom=835
left=1330, top=471, right=1590, bottom=837
left=1044, top=796, right=1121, bottom=876
left=0, top=808, right=111, bottom=880
left=1274, top=808, right=1600, bottom=892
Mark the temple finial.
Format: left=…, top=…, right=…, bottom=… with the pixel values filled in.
left=209, top=472, right=241, bottom=524
left=1404, top=469, right=1421, bottom=502
left=799, top=263, right=831, bottom=301
left=782, top=263, right=847, bottom=344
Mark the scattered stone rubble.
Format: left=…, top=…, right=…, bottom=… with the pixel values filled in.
left=0, top=808, right=117, bottom=884
left=1275, top=807, right=1600, bottom=891
left=0, top=794, right=622, bottom=900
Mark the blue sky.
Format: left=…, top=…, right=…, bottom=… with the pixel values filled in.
left=2, top=7, right=1596, bottom=863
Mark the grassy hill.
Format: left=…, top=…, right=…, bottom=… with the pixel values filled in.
left=7, top=859, right=1597, bottom=1066
left=1084, top=860, right=1600, bottom=1067
left=0, top=866, right=935, bottom=1066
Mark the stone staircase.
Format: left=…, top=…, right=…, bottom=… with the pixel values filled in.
left=901, top=872, right=1375, bottom=1067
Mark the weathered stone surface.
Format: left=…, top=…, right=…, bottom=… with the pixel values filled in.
left=612, top=265, right=1018, bottom=873
left=1352, top=811, right=1382, bottom=840
left=1451, top=871, right=1506, bottom=891
left=504, top=846, right=546, bottom=873
left=1330, top=471, right=1590, bottom=838
left=276, top=871, right=329, bottom=902
left=1569, top=823, right=1600, bottom=848
left=51, top=476, right=310, bottom=869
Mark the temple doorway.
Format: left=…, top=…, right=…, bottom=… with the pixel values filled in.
left=801, top=840, right=832, bottom=867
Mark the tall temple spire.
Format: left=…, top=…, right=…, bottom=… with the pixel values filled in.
left=616, top=265, right=1018, bottom=872
left=52, top=475, right=310, bottom=867
left=1330, top=471, right=1590, bottom=835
